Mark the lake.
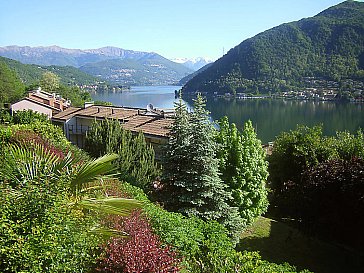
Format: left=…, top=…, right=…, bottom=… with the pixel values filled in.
left=92, top=86, right=364, bottom=143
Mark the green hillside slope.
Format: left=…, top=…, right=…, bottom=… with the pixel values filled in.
left=0, top=56, right=102, bottom=86
left=182, top=1, right=364, bottom=96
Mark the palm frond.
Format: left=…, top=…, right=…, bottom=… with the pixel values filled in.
left=89, top=225, right=129, bottom=238
left=70, top=153, right=119, bottom=192
left=77, top=197, right=141, bottom=216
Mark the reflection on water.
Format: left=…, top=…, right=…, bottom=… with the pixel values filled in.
left=204, top=98, right=364, bottom=143
left=92, top=86, right=364, bottom=143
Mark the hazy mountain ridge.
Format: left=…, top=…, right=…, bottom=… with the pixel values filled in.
left=0, top=45, right=193, bottom=85
left=80, top=53, right=193, bottom=86
left=182, top=0, right=364, bottom=95
left=0, top=45, right=154, bottom=67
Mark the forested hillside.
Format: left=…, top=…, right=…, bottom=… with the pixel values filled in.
left=182, top=0, right=364, bottom=96
left=0, top=56, right=102, bottom=86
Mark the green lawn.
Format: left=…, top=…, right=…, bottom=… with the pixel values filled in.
left=237, top=217, right=363, bottom=273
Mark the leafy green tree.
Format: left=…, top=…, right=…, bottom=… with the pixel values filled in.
left=84, top=119, right=159, bottom=190
left=0, top=61, right=25, bottom=103
left=39, top=71, right=60, bottom=92
left=268, top=125, right=337, bottom=195
left=216, top=117, right=269, bottom=227
left=160, top=96, right=243, bottom=242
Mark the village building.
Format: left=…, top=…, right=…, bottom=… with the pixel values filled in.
left=10, top=97, right=61, bottom=119
left=52, top=103, right=174, bottom=154
left=28, top=87, right=71, bottom=111
left=10, top=88, right=71, bottom=119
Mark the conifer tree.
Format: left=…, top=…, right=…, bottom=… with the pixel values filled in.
left=161, top=96, right=243, bottom=242
left=216, top=117, right=269, bottom=227
left=84, top=119, right=159, bottom=190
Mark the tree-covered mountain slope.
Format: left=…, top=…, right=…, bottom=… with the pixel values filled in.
left=182, top=0, right=364, bottom=96
left=0, top=56, right=102, bottom=86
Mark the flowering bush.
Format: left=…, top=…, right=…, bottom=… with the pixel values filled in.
left=97, top=210, right=180, bottom=273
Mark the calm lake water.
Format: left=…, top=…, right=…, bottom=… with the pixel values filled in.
left=92, top=86, right=364, bottom=143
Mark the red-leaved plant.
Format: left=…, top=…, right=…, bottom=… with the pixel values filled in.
left=96, top=209, right=180, bottom=273
left=95, top=180, right=181, bottom=272
left=10, top=129, right=65, bottom=159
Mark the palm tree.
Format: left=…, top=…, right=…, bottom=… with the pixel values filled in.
left=1, top=143, right=141, bottom=235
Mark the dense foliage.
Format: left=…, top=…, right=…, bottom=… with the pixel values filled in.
left=159, top=96, right=244, bottom=243
left=38, top=71, right=92, bottom=107
left=0, top=122, right=144, bottom=272
left=120, top=182, right=309, bottom=273
left=0, top=128, right=98, bottom=272
left=0, top=116, right=313, bottom=272
left=298, top=158, right=364, bottom=248
left=269, top=125, right=364, bottom=249
left=0, top=61, right=25, bottom=103
left=268, top=125, right=337, bottom=195
left=97, top=210, right=180, bottom=273
left=182, top=1, right=364, bottom=95
left=216, top=117, right=269, bottom=227
left=84, top=118, right=159, bottom=190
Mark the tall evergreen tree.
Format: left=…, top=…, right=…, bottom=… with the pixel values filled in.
left=216, top=117, right=269, bottom=227
left=161, top=96, right=243, bottom=242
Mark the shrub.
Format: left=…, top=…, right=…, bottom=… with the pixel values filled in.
left=0, top=108, right=12, bottom=124
left=298, top=158, right=364, bottom=248
left=9, top=129, right=65, bottom=159
left=268, top=125, right=337, bottom=195
left=120, top=182, right=247, bottom=272
left=96, top=210, right=180, bottom=273
left=0, top=179, right=100, bottom=272
left=12, top=109, right=49, bottom=124
left=11, top=121, right=89, bottom=161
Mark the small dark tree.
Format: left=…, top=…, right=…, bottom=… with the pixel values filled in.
left=161, top=96, right=243, bottom=242
left=216, top=117, right=269, bottom=227
left=84, top=119, right=159, bottom=190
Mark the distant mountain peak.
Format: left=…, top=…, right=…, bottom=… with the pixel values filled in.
left=171, top=57, right=214, bottom=71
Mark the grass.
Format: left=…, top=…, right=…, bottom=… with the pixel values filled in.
left=237, top=217, right=363, bottom=273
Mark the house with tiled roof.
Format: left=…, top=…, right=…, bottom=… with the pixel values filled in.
left=10, top=87, right=71, bottom=119
left=52, top=103, right=174, bottom=152
left=28, top=87, right=71, bottom=111
left=11, top=97, right=62, bottom=119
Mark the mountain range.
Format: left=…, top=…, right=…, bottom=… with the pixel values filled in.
left=0, top=46, right=193, bottom=86
left=182, top=0, right=364, bottom=95
left=172, top=57, right=214, bottom=71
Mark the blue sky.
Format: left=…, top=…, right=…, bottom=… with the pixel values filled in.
left=0, top=0, right=353, bottom=60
